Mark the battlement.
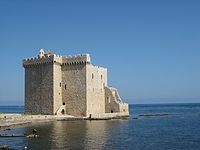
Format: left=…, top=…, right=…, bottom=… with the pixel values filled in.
left=23, top=49, right=91, bottom=67
left=23, top=54, right=62, bottom=68
left=89, top=64, right=107, bottom=70
left=62, top=54, right=91, bottom=66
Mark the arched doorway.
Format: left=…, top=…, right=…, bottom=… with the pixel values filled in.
left=61, top=109, right=65, bottom=115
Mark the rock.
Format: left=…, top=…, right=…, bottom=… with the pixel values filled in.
left=32, top=129, right=37, bottom=134
left=0, top=145, right=13, bottom=150
left=4, top=128, right=11, bottom=131
left=139, top=114, right=169, bottom=117
left=26, top=134, right=39, bottom=138
left=132, top=117, right=138, bottom=119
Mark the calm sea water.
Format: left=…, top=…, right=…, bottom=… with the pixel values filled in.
left=0, top=103, right=200, bottom=150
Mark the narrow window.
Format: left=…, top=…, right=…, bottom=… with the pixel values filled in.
left=65, top=84, right=67, bottom=90
left=63, top=102, right=65, bottom=105
left=107, top=97, right=110, bottom=103
left=60, top=82, right=61, bottom=87
left=92, top=73, right=94, bottom=79
left=101, top=75, right=102, bottom=80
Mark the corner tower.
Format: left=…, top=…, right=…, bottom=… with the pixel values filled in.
left=23, top=50, right=62, bottom=114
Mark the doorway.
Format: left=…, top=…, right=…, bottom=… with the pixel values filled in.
left=61, top=109, right=65, bottom=115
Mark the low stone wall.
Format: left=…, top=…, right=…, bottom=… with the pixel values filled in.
left=0, top=114, right=75, bottom=128
left=90, top=112, right=129, bottom=119
left=0, top=112, right=130, bottom=128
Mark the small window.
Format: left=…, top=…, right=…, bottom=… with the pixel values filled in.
left=107, top=97, right=110, bottom=103
left=92, top=73, right=94, bottom=79
left=101, top=75, right=102, bottom=80
left=107, top=97, right=109, bottom=100
left=65, top=84, right=67, bottom=90
left=63, top=102, right=65, bottom=105
left=60, top=82, right=61, bottom=87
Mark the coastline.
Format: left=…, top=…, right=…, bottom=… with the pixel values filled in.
left=0, top=113, right=76, bottom=129
left=0, top=113, right=130, bottom=129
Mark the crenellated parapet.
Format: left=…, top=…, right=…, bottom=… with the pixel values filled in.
left=23, top=50, right=91, bottom=67
left=62, top=54, right=91, bottom=66
left=23, top=54, right=62, bottom=68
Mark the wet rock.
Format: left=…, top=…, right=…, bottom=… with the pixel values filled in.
left=4, top=128, right=11, bottom=131
left=26, top=134, right=39, bottom=138
left=32, top=129, right=37, bottom=134
left=0, top=145, right=13, bottom=150
left=132, top=117, right=138, bottom=119
left=139, top=114, right=169, bottom=117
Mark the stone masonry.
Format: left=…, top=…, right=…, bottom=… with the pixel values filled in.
left=23, top=49, right=129, bottom=117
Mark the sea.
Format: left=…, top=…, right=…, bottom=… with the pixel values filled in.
left=0, top=103, right=200, bottom=150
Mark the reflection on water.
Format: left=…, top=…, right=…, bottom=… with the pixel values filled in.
left=23, top=120, right=128, bottom=150
left=1, top=120, right=127, bottom=150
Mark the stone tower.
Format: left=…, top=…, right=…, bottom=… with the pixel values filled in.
left=23, top=50, right=129, bottom=117
left=23, top=50, right=62, bottom=114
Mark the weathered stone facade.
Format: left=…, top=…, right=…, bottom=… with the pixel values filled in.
left=23, top=49, right=129, bottom=117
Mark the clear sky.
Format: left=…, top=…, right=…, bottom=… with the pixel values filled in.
left=0, top=0, right=200, bottom=105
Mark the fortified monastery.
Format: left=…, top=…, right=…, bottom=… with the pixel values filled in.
left=23, top=50, right=129, bottom=117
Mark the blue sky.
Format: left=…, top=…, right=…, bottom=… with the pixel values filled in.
left=0, top=0, right=200, bottom=105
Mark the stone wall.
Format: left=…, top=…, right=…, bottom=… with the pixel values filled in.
left=61, top=64, right=87, bottom=117
left=24, top=63, right=54, bottom=114
left=86, top=65, right=107, bottom=117
left=105, top=87, right=129, bottom=114
left=90, top=112, right=129, bottom=118
left=53, top=62, right=62, bottom=114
